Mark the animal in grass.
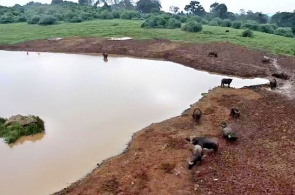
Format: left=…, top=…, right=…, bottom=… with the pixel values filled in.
left=269, top=78, right=277, bottom=89
left=186, top=136, right=219, bottom=154
left=225, top=30, right=230, bottom=33
left=188, top=145, right=203, bottom=170
left=221, top=122, right=237, bottom=141
left=192, top=108, right=202, bottom=125
left=102, top=53, right=108, bottom=59
left=221, top=78, right=233, bottom=88
left=230, top=107, right=240, bottom=120
left=262, top=56, right=271, bottom=63
left=208, top=51, right=218, bottom=58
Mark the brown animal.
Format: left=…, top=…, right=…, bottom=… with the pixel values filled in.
left=186, top=136, right=219, bottom=154
left=230, top=107, right=240, bottom=120
left=208, top=52, right=218, bottom=58
left=192, top=108, right=202, bottom=125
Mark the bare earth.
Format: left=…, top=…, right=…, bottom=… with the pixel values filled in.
left=1, top=38, right=295, bottom=195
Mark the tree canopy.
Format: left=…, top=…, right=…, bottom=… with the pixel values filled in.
left=184, top=1, right=206, bottom=16
left=136, top=0, right=161, bottom=13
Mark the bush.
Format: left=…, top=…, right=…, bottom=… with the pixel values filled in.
left=209, top=17, right=222, bottom=26
left=232, top=20, right=242, bottom=29
left=70, top=16, right=82, bottom=23
left=28, top=15, right=40, bottom=24
left=18, top=15, right=27, bottom=22
left=80, top=12, right=92, bottom=21
left=221, top=19, right=232, bottom=27
left=39, top=15, right=57, bottom=25
left=0, top=14, right=15, bottom=24
left=260, top=24, right=275, bottom=34
left=242, top=20, right=261, bottom=31
left=180, top=16, right=187, bottom=23
left=242, top=29, right=254, bottom=37
left=100, top=10, right=114, bottom=20
left=120, top=11, right=141, bottom=20
left=187, top=16, right=203, bottom=23
left=111, top=10, right=121, bottom=19
left=141, top=16, right=166, bottom=28
left=166, top=18, right=181, bottom=29
left=182, top=21, right=202, bottom=32
left=0, top=118, right=7, bottom=124
left=275, top=28, right=294, bottom=38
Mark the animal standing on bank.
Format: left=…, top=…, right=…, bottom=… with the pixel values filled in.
left=221, top=78, right=233, bottom=88
left=102, top=53, right=108, bottom=59
left=208, top=52, right=218, bottom=58
left=186, top=136, right=219, bottom=154
left=192, top=108, right=202, bottom=125
left=269, top=78, right=277, bottom=89
left=221, top=122, right=237, bottom=141
left=188, top=145, right=203, bottom=170
left=230, top=107, right=240, bottom=120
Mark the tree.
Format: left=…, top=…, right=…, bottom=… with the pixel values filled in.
left=211, top=3, right=228, bottom=19
left=169, top=6, right=179, bottom=14
left=184, top=1, right=206, bottom=16
left=78, top=0, right=93, bottom=6
left=136, top=0, right=161, bottom=13
left=112, top=0, right=134, bottom=10
left=51, top=0, right=63, bottom=4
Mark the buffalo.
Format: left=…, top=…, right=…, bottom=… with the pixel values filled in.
left=186, top=136, right=219, bottom=154
left=230, top=107, right=240, bottom=120
left=102, top=53, right=108, bottom=59
left=192, top=108, right=202, bottom=125
left=188, top=145, right=203, bottom=170
left=221, top=78, right=233, bottom=88
left=269, top=78, right=277, bottom=89
left=208, top=52, right=218, bottom=58
left=221, top=122, right=237, bottom=141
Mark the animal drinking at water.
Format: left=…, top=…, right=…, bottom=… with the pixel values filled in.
left=221, top=78, right=233, bottom=88
left=192, top=108, right=202, bottom=125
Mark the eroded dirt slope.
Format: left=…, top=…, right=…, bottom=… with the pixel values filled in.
left=56, top=87, right=295, bottom=195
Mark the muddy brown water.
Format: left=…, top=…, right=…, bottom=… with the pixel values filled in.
left=0, top=51, right=268, bottom=195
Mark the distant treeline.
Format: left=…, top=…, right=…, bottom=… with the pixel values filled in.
left=0, top=0, right=294, bottom=37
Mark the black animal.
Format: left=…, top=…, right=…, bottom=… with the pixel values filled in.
left=186, top=136, right=219, bottom=154
left=188, top=145, right=203, bottom=170
left=221, top=78, right=233, bottom=88
left=272, top=73, right=289, bottom=80
left=225, top=30, right=229, bottom=33
left=221, top=122, right=237, bottom=141
left=230, top=107, right=240, bottom=120
left=208, top=52, right=218, bottom=58
left=102, top=53, right=108, bottom=59
left=269, top=78, right=277, bottom=89
left=192, top=108, right=202, bottom=125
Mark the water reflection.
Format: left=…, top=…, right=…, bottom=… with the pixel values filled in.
left=9, top=133, right=45, bottom=148
left=0, top=50, right=268, bottom=195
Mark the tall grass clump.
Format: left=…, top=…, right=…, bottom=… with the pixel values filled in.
left=182, top=21, right=203, bottom=32
left=39, top=15, right=58, bottom=25
left=166, top=18, right=181, bottom=29
left=275, top=28, right=294, bottom=38
left=0, top=116, right=45, bottom=144
left=242, top=28, right=254, bottom=37
left=141, top=15, right=166, bottom=28
left=220, top=19, right=232, bottom=27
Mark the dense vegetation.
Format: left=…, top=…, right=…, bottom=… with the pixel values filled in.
left=0, top=116, right=45, bottom=144
left=0, top=0, right=294, bottom=55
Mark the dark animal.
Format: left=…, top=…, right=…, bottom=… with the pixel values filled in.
left=221, top=122, right=237, bottom=141
left=262, top=56, right=271, bottom=63
left=192, top=108, right=202, bottom=125
left=186, top=136, right=219, bottom=154
left=188, top=145, right=203, bottom=170
left=208, top=52, right=218, bottom=58
left=102, top=53, right=108, bottom=59
left=230, top=107, right=240, bottom=120
left=272, top=73, right=289, bottom=80
left=269, top=78, right=277, bottom=89
left=225, top=30, right=229, bottom=32
left=221, top=78, right=233, bottom=88
left=27, top=52, right=29, bottom=55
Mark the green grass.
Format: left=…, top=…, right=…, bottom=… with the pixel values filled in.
left=0, top=116, right=45, bottom=144
left=0, top=19, right=294, bottom=56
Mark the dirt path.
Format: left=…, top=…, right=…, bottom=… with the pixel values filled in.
left=1, top=38, right=295, bottom=194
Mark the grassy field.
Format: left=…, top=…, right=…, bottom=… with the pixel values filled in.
left=0, top=19, right=294, bottom=56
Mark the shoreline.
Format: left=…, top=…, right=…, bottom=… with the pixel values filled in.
left=1, top=38, right=295, bottom=194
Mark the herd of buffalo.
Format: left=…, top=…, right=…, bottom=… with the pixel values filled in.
left=101, top=52, right=281, bottom=170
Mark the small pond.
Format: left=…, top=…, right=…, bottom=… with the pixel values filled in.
left=0, top=51, right=268, bottom=195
